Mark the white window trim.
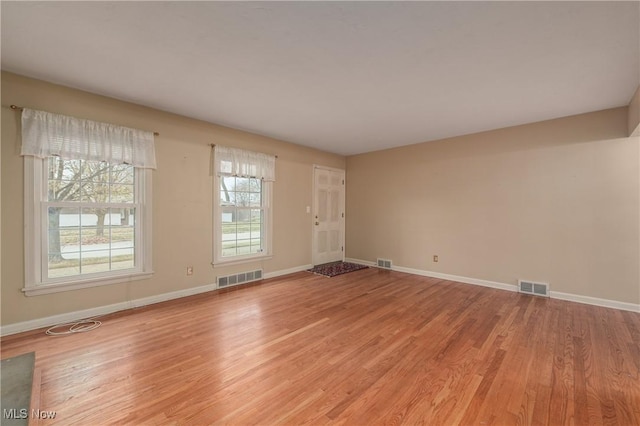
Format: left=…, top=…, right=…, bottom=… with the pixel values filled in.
left=212, top=175, right=273, bottom=266
left=23, top=156, right=153, bottom=296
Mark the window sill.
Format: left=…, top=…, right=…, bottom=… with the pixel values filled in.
left=22, top=271, right=154, bottom=296
left=212, top=255, right=272, bottom=268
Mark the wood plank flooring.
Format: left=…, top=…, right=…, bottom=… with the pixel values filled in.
left=2, top=268, right=639, bottom=425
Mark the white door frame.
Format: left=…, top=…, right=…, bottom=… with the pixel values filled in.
left=311, top=165, right=346, bottom=266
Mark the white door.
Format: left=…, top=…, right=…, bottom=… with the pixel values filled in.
left=312, top=166, right=345, bottom=265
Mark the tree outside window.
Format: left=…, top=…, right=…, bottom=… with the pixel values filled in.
left=46, top=158, right=135, bottom=277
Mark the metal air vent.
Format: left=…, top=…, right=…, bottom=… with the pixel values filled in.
left=377, top=258, right=392, bottom=269
left=518, top=279, right=549, bottom=297
left=218, top=270, right=263, bottom=288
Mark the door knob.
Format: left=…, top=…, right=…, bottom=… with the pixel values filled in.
left=315, top=221, right=319, bottom=225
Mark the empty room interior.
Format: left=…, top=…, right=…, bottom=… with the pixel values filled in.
left=1, top=2, right=639, bottom=425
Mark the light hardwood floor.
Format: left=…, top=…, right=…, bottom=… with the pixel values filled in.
left=2, top=268, right=639, bottom=425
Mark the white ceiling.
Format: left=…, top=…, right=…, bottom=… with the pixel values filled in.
left=2, top=2, right=639, bottom=156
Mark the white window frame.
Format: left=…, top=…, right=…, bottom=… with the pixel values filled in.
left=212, top=175, right=273, bottom=266
left=23, top=156, right=153, bottom=296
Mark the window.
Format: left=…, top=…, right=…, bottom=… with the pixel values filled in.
left=220, top=176, right=265, bottom=257
left=213, top=146, right=275, bottom=265
left=21, top=108, right=155, bottom=295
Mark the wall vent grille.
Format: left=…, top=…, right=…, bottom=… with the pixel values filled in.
left=218, top=270, right=263, bottom=288
left=518, top=280, right=549, bottom=297
left=377, top=258, right=392, bottom=269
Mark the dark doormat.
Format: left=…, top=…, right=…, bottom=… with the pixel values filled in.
left=307, top=261, right=368, bottom=278
left=1, top=352, right=35, bottom=426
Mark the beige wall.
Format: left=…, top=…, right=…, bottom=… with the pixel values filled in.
left=1, top=72, right=345, bottom=326
left=3, top=71, right=639, bottom=329
left=346, top=108, right=640, bottom=305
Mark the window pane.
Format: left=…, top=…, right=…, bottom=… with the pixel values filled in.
left=41, top=158, right=142, bottom=284
left=81, top=181, right=109, bottom=203
left=81, top=161, right=110, bottom=204
left=56, top=227, right=80, bottom=249
left=111, top=248, right=135, bottom=270
left=51, top=207, right=137, bottom=276
left=220, top=176, right=236, bottom=206
left=81, top=207, right=111, bottom=242
left=222, top=223, right=237, bottom=242
left=249, top=192, right=261, bottom=207
left=220, top=190, right=236, bottom=206
left=82, top=161, right=110, bottom=182
left=80, top=208, right=110, bottom=274
left=250, top=209, right=262, bottom=222
left=221, top=207, right=236, bottom=259
left=236, top=193, right=251, bottom=207
left=51, top=225, right=81, bottom=269
left=48, top=157, right=83, bottom=202
left=237, top=243, right=252, bottom=255
left=249, top=178, right=261, bottom=192
left=80, top=249, right=110, bottom=274
left=49, top=157, right=83, bottom=180
left=249, top=217, right=262, bottom=240
left=236, top=177, right=250, bottom=190
left=236, top=208, right=250, bottom=223
left=105, top=208, right=136, bottom=227
left=111, top=164, right=134, bottom=184
left=121, top=208, right=135, bottom=226
left=110, top=184, right=134, bottom=203
left=217, top=175, right=267, bottom=261
left=234, top=177, right=252, bottom=207
left=48, top=257, right=80, bottom=278
left=112, top=226, right=134, bottom=248
left=222, top=246, right=236, bottom=257
left=48, top=180, right=81, bottom=202
left=221, top=210, right=234, bottom=222
left=48, top=206, right=82, bottom=278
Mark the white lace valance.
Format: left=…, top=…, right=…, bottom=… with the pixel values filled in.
left=20, top=108, right=157, bottom=169
left=214, top=145, right=275, bottom=181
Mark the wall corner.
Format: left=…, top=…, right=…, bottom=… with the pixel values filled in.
left=628, top=85, right=640, bottom=137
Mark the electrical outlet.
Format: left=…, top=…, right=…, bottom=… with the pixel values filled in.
left=186, top=266, right=194, bottom=276
left=433, top=255, right=438, bottom=263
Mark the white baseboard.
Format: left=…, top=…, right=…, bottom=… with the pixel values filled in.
left=0, top=264, right=313, bottom=337
left=263, top=264, right=313, bottom=279
left=345, top=258, right=516, bottom=293
left=393, top=265, right=518, bottom=293
left=345, top=257, right=640, bottom=313
left=346, top=258, right=377, bottom=267
left=0, top=283, right=219, bottom=337
left=549, top=291, right=640, bottom=313
left=1, top=300, right=127, bottom=338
